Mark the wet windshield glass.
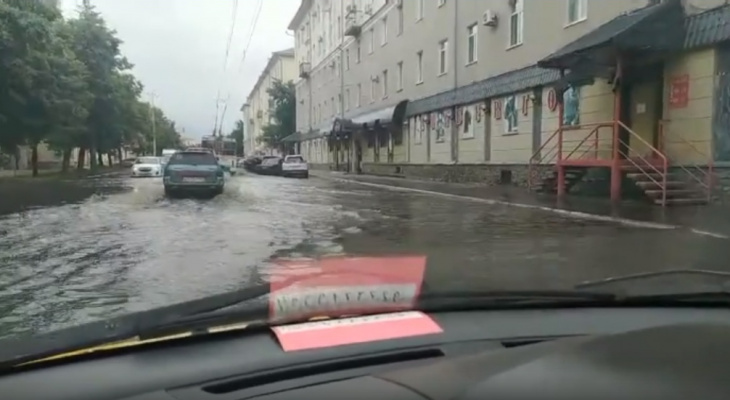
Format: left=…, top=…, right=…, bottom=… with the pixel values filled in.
left=285, top=156, right=304, bottom=163
left=168, top=153, right=218, bottom=165
left=2, top=0, right=728, bottom=362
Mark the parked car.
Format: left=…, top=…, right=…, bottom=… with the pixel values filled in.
left=163, top=150, right=225, bottom=197
left=242, top=156, right=262, bottom=173
left=281, top=155, right=309, bottom=178
left=131, top=157, right=163, bottom=177
left=255, top=156, right=283, bottom=176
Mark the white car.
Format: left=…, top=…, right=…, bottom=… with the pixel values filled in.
left=131, top=157, right=163, bottom=177
left=281, top=155, right=309, bottom=178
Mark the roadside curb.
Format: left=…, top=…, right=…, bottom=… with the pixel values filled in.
left=313, top=172, right=729, bottom=239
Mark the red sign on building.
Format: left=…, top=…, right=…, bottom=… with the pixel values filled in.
left=669, top=74, right=690, bottom=109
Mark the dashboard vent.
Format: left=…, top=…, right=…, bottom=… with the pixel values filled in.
left=204, top=348, right=444, bottom=394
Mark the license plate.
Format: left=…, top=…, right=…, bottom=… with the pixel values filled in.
left=182, top=177, right=205, bottom=183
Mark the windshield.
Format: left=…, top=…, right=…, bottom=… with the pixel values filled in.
left=1, top=0, right=728, bottom=367
left=284, top=156, right=304, bottom=163
left=167, top=152, right=218, bottom=165
left=261, top=157, right=281, bottom=166
left=135, top=157, right=159, bottom=164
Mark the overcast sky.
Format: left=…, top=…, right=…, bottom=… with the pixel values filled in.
left=59, top=0, right=297, bottom=140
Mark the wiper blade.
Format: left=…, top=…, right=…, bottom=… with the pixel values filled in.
left=0, top=267, right=428, bottom=368
left=619, top=291, right=730, bottom=305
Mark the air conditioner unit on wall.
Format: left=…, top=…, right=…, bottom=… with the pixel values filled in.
left=482, top=10, right=498, bottom=27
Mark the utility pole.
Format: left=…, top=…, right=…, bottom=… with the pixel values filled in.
left=148, top=92, right=158, bottom=156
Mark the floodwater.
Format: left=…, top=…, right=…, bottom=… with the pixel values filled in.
left=0, top=171, right=727, bottom=338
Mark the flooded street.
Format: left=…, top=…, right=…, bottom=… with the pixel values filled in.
left=0, top=171, right=728, bottom=338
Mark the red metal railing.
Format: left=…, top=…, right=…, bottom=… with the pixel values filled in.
left=528, top=120, right=671, bottom=205
left=658, top=119, right=714, bottom=202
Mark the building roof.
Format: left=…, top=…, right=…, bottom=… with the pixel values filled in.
left=288, top=0, right=313, bottom=31
left=245, top=47, right=296, bottom=104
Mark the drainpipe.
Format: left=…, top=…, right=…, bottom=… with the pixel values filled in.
left=452, top=0, right=459, bottom=163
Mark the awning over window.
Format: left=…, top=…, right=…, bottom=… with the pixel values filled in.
left=332, top=100, right=409, bottom=134
left=538, top=0, right=685, bottom=71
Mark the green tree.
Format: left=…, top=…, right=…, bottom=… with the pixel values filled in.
left=260, top=80, right=295, bottom=151
left=227, top=119, right=244, bottom=156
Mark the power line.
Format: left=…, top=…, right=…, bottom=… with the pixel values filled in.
left=213, top=0, right=242, bottom=135
left=217, top=0, right=264, bottom=136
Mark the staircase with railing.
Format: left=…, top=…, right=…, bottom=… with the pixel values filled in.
left=528, top=120, right=713, bottom=206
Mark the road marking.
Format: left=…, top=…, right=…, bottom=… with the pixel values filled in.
left=319, top=175, right=729, bottom=238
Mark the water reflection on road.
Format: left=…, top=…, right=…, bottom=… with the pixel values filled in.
left=0, top=172, right=726, bottom=338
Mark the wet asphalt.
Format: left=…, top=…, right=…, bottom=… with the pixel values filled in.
left=0, top=170, right=727, bottom=339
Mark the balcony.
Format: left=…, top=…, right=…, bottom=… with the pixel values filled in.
left=299, top=62, right=311, bottom=79
left=344, top=16, right=361, bottom=37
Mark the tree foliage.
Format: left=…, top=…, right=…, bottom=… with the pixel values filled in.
left=227, top=119, right=244, bottom=156
left=260, top=80, right=295, bottom=151
left=0, top=0, right=181, bottom=175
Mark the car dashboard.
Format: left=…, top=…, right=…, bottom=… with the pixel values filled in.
left=2, top=307, right=730, bottom=400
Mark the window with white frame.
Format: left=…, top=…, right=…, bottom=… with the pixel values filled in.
left=345, top=48, right=350, bottom=70
left=397, top=5, right=403, bottom=35
left=356, top=83, right=361, bottom=107
left=397, top=61, right=403, bottom=91
left=382, top=69, right=388, bottom=98
left=370, top=78, right=375, bottom=102
left=416, top=0, right=424, bottom=20
left=466, top=24, right=477, bottom=64
left=368, top=28, right=374, bottom=53
left=356, top=44, right=361, bottom=63
left=438, top=40, right=448, bottom=75
left=509, top=0, right=523, bottom=47
left=416, top=51, right=423, bottom=83
left=567, top=0, right=587, bottom=24
left=381, top=17, right=388, bottom=45
left=461, top=105, right=474, bottom=139
left=345, top=88, right=350, bottom=110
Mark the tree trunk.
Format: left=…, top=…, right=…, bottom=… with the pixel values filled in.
left=61, top=149, right=72, bottom=173
left=31, top=143, right=39, bottom=177
left=97, top=151, right=104, bottom=167
left=106, top=153, right=112, bottom=167
left=77, top=148, right=86, bottom=170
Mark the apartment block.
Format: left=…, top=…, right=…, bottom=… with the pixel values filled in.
left=242, top=48, right=297, bottom=155
left=289, top=0, right=730, bottom=204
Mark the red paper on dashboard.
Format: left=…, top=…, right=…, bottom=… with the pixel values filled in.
left=272, top=311, right=442, bottom=352
left=266, top=256, right=427, bottom=321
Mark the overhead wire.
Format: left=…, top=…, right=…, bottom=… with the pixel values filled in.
left=216, top=0, right=263, bottom=136
left=213, top=0, right=241, bottom=135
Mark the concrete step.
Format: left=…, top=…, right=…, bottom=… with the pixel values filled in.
left=654, top=197, right=709, bottom=206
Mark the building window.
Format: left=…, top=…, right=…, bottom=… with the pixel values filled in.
left=381, top=17, right=388, bottom=45
left=370, top=79, right=375, bottom=103
left=345, top=88, right=350, bottom=110
left=416, top=51, right=423, bottom=83
left=563, top=86, right=581, bottom=126
left=509, top=0, right=523, bottom=47
left=382, top=69, right=388, bottom=98
left=397, top=61, right=403, bottom=91
left=356, top=83, right=361, bottom=107
left=416, top=0, right=423, bottom=21
left=438, top=40, right=448, bottom=75
left=356, top=44, right=361, bottom=63
left=466, top=24, right=477, bottom=64
left=368, top=28, right=374, bottom=53
left=504, top=95, right=518, bottom=133
left=567, top=0, right=587, bottom=24
left=345, top=49, right=350, bottom=70
left=397, top=5, right=403, bottom=35
left=461, top=106, right=474, bottom=139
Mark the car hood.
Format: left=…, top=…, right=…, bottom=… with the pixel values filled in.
left=133, top=163, right=161, bottom=169
left=166, top=164, right=220, bottom=172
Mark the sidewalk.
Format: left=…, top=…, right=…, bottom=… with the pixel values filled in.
left=312, top=171, right=730, bottom=238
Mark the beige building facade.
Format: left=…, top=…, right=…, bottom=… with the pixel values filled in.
left=290, top=0, right=730, bottom=203
left=243, top=48, right=297, bottom=155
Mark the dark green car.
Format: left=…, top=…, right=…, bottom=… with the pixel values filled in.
left=163, top=150, right=225, bottom=197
